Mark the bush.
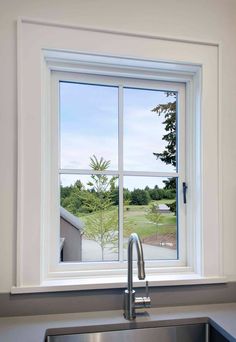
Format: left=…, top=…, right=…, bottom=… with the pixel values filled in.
left=168, top=201, right=176, bottom=215
left=149, top=188, right=165, bottom=200
left=163, top=189, right=176, bottom=199
left=130, top=189, right=151, bottom=205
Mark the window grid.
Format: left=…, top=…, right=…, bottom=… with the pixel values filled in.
left=58, top=79, right=180, bottom=263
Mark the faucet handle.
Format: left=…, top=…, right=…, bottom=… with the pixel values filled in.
left=134, top=280, right=151, bottom=309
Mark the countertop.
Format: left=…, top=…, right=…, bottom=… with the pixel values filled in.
left=1, top=303, right=236, bottom=341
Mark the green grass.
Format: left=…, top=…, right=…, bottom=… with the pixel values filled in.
left=76, top=199, right=177, bottom=240
left=154, top=199, right=175, bottom=205
left=123, top=201, right=176, bottom=238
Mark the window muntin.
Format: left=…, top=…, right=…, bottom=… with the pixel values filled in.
left=57, top=73, right=185, bottom=266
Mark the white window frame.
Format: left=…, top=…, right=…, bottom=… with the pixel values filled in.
left=51, top=70, right=186, bottom=273
left=14, top=17, right=224, bottom=293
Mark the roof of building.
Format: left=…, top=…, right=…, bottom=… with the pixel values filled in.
left=158, top=204, right=170, bottom=211
left=60, top=207, right=84, bottom=232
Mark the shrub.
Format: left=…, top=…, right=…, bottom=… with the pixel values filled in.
left=130, top=189, right=151, bottom=205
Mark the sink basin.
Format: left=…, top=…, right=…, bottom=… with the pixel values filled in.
left=46, top=323, right=229, bottom=341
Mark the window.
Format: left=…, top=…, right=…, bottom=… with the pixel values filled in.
left=55, top=73, right=186, bottom=265
left=15, top=18, right=223, bottom=293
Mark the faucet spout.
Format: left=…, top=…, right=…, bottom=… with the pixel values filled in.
left=127, top=233, right=145, bottom=294
left=124, top=233, right=151, bottom=320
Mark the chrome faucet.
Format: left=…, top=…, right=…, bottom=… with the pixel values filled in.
left=124, top=233, right=151, bottom=320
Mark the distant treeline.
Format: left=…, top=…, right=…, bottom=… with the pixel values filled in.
left=61, top=180, right=176, bottom=216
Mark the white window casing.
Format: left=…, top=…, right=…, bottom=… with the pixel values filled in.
left=50, top=71, right=186, bottom=269
left=13, top=17, right=224, bottom=293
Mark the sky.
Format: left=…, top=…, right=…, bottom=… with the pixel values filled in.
left=59, top=81, right=177, bottom=190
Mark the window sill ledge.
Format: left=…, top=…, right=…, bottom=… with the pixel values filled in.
left=11, top=274, right=227, bottom=294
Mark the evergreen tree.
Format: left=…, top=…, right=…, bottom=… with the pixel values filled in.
left=152, top=92, right=176, bottom=167
left=152, top=92, right=177, bottom=213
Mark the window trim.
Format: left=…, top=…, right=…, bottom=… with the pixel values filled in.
left=44, top=54, right=196, bottom=282
left=15, top=18, right=224, bottom=293
left=50, top=71, right=186, bottom=274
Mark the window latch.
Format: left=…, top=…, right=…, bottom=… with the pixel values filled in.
left=183, top=182, right=188, bottom=204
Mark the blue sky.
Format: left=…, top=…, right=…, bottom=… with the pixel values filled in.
left=60, top=82, right=176, bottom=189
left=60, top=82, right=118, bottom=170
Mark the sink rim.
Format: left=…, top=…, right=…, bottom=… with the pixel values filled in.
left=45, top=316, right=210, bottom=338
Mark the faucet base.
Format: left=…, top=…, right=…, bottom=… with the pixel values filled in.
left=123, top=289, right=136, bottom=320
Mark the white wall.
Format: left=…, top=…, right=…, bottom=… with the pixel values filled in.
left=1, top=0, right=236, bottom=292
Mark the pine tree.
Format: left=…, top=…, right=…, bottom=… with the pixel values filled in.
left=152, top=92, right=176, bottom=213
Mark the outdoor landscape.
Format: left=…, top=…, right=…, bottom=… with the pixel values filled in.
left=61, top=159, right=177, bottom=261
left=60, top=86, right=177, bottom=262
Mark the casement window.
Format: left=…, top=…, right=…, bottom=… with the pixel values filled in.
left=14, top=18, right=223, bottom=293
left=52, top=71, right=186, bottom=268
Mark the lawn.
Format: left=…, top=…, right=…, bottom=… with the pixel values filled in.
left=79, top=200, right=176, bottom=240
left=124, top=200, right=176, bottom=239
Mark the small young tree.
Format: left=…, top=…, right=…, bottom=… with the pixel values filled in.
left=145, top=203, right=162, bottom=226
left=81, top=155, right=118, bottom=260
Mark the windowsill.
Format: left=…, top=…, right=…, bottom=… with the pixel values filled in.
left=11, top=274, right=227, bottom=294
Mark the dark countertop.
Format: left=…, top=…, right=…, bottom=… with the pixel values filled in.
left=1, top=303, right=236, bottom=341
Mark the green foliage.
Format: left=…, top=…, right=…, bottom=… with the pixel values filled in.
left=110, top=187, right=119, bottom=206
left=164, top=189, right=176, bottom=199
left=60, top=154, right=177, bottom=252
left=61, top=185, right=73, bottom=200
left=80, top=155, right=118, bottom=260
left=168, top=201, right=177, bottom=215
left=130, top=189, right=151, bottom=205
left=163, top=178, right=176, bottom=190
left=145, top=203, right=163, bottom=226
left=124, top=188, right=131, bottom=203
left=74, top=180, right=83, bottom=190
left=83, top=208, right=118, bottom=258
left=152, top=92, right=177, bottom=211
left=60, top=185, right=85, bottom=215
left=123, top=204, right=176, bottom=239
left=148, top=186, right=165, bottom=200
left=89, top=155, right=110, bottom=171
left=152, top=92, right=177, bottom=167
left=87, top=155, right=117, bottom=193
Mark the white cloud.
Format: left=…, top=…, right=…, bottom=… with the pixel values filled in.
left=60, top=105, right=175, bottom=173
left=61, top=133, right=118, bottom=169
left=123, top=107, right=175, bottom=172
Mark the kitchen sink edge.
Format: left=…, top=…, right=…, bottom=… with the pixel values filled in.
left=45, top=316, right=233, bottom=342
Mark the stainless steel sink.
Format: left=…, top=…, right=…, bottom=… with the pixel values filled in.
left=46, top=323, right=229, bottom=341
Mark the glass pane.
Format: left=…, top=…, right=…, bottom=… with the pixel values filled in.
left=60, top=82, right=118, bottom=170
left=60, top=174, right=119, bottom=262
left=123, top=176, right=177, bottom=260
left=123, top=88, right=177, bottom=172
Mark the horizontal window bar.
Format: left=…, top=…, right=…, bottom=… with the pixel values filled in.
left=59, top=169, right=179, bottom=177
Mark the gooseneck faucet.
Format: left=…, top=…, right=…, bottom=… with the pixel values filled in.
left=124, top=233, right=151, bottom=320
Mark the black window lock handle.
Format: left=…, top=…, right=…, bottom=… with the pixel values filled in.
left=183, top=182, right=188, bottom=204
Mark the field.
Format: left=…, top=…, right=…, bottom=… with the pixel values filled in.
left=123, top=200, right=176, bottom=248
left=79, top=199, right=177, bottom=248
left=124, top=200, right=175, bottom=234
